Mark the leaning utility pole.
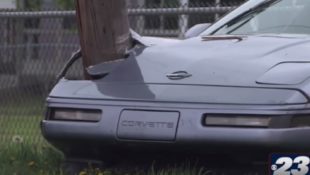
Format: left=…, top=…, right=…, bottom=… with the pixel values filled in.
left=75, top=0, right=132, bottom=72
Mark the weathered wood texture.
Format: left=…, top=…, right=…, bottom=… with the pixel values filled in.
left=76, top=0, right=131, bottom=68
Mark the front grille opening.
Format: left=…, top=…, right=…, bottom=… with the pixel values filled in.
left=291, top=115, right=310, bottom=128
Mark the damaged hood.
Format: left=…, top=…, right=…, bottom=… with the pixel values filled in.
left=50, top=35, right=310, bottom=105
left=104, top=35, right=310, bottom=87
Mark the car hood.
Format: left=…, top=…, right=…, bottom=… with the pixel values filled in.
left=104, top=35, right=310, bottom=87
left=140, top=36, right=180, bottom=46
left=50, top=35, right=310, bottom=105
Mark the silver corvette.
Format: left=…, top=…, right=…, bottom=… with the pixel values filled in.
left=42, top=0, right=310, bottom=162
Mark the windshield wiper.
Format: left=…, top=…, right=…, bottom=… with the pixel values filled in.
left=226, top=15, right=254, bottom=34
left=212, top=0, right=280, bottom=34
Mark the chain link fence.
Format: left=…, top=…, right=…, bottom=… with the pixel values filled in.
left=0, top=0, right=246, bottom=146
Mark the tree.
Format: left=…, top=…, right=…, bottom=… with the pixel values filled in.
left=16, top=0, right=41, bottom=10
left=56, top=0, right=75, bottom=10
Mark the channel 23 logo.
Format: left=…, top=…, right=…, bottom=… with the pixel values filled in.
left=271, top=154, right=310, bottom=175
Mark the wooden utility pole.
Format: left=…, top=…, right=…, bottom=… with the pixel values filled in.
left=75, top=0, right=131, bottom=70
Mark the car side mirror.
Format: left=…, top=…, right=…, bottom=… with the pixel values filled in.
left=185, top=23, right=212, bottom=39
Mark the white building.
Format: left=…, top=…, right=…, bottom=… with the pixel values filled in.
left=0, top=0, right=17, bottom=9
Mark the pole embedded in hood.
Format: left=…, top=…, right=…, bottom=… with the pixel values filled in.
left=75, top=0, right=132, bottom=79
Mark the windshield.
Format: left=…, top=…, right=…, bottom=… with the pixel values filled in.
left=213, top=0, right=310, bottom=35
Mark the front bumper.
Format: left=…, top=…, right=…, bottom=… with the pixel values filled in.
left=41, top=98, right=310, bottom=160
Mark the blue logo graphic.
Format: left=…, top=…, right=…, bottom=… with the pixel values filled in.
left=270, top=154, right=310, bottom=175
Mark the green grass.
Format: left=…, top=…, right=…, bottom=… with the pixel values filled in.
left=0, top=93, right=45, bottom=116
left=0, top=143, right=65, bottom=175
left=0, top=142, right=212, bottom=175
left=0, top=115, right=44, bottom=145
left=0, top=94, right=45, bottom=145
left=146, top=165, right=210, bottom=175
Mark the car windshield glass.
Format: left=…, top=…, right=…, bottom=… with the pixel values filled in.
left=213, top=0, right=310, bottom=35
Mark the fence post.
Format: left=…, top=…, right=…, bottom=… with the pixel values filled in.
left=75, top=0, right=132, bottom=78
left=14, top=18, right=25, bottom=85
left=179, top=0, right=189, bottom=38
